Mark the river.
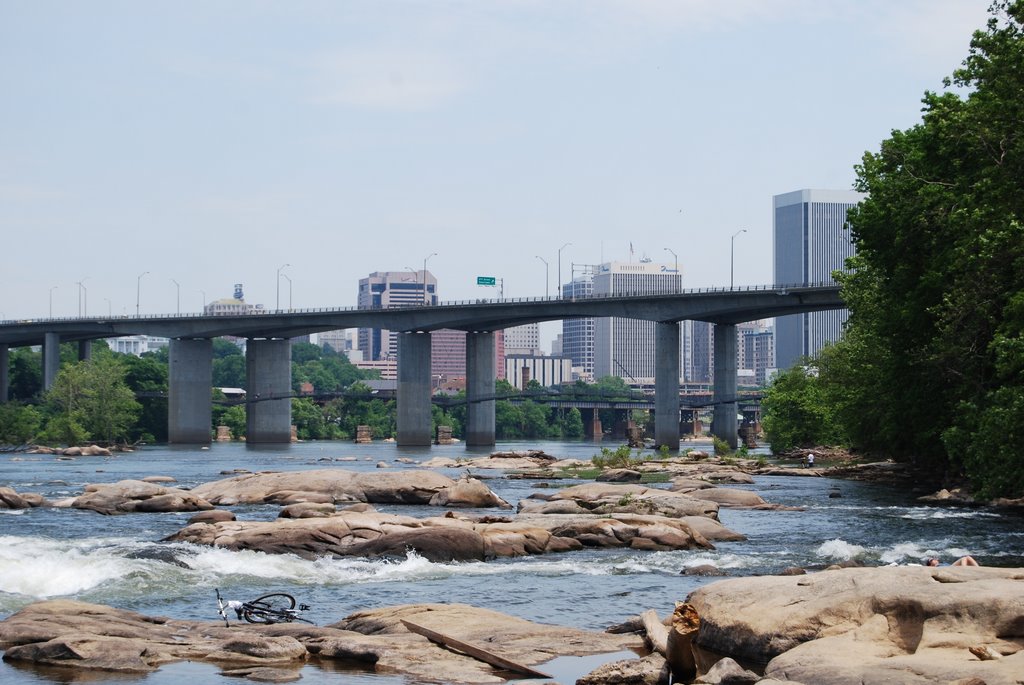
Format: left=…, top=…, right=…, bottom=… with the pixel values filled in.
left=2, top=439, right=1022, bottom=684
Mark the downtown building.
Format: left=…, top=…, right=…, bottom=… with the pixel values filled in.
left=773, top=189, right=863, bottom=370
left=591, top=260, right=682, bottom=385
left=561, top=276, right=595, bottom=380
left=356, top=270, right=437, bottom=361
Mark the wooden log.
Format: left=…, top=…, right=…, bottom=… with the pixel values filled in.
left=400, top=619, right=552, bottom=679
left=666, top=602, right=700, bottom=682
left=640, top=609, right=669, bottom=656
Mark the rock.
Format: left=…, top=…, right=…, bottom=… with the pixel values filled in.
left=279, top=502, right=336, bottom=518
left=682, top=488, right=766, bottom=508
left=189, top=469, right=504, bottom=508
left=164, top=510, right=721, bottom=560
left=2, top=600, right=636, bottom=683
left=80, top=444, right=113, bottom=456
left=686, top=566, right=1024, bottom=685
left=683, top=565, right=727, bottom=577
left=778, top=567, right=806, bottom=576
left=188, top=509, right=237, bottom=524
left=694, top=657, right=759, bottom=684
left=141, top=476, right=177, bottom=483
left=598, top=469, right=644, bottom=483
left=427, top=475, right=512, bottom=509
left=576, top=653, right=669, bottom=685
left=70, top=480, right=215, bottom=514
left=375, top=461, right=389, bottom=468
left=0, top=486, right=47, bottom=509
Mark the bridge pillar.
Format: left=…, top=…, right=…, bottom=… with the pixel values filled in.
left=0, top=344, right=8, bottom=402
left=246, top=338, right=292, bottom=443
left=654, top=321, right=681, bottom=450
left=78, top=340, right=92, bottom=361
left=397, top=332, right=432, bottom=446
left=168, top=338, right=213, bottom=443
left=711, top=323, right=738, bottom=449
left=583, top=408, right=602, bottom=440
left=43, top=332, right=60, bottom=390
left=465, top=331, right=496, bottom=446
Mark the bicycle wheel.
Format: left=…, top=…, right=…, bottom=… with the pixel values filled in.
left=249, top=593, right=296, bottom=611
left=242, top=607, right=277, bottom=624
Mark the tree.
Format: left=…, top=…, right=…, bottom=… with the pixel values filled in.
left=0, top=403, right=44, bottom=444
left=42, top=358, right=141, bottom=444
left=761, top=362, right=845, bottom=453
left=808, top=1, right=1024, bottom=495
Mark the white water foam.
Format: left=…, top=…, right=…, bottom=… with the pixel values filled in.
left=0, top=535, right=146, bottom=597
left=815, top=539, right=866, bottom=561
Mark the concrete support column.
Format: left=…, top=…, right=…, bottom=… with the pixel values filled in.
left=168, top=338, right=213, bottom=443
left=397, top=332, right=432, bottom=446
left=78, top=340, right=92, bottom=361
left=43, top=332, right=60, bottom=390
left=465, top=331, right=496, bottom=446
left=246, top=338, right=292, bottom=444
left=711, top=323, right=738, bottom=449
left=0, top=344, right=8, bottom=403
left=654, top=321, right=681, bottom=450
left=583, top=408, right=603, bottom=440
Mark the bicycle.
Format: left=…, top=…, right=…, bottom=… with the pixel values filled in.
left=215, top=589, right=314, bottom=626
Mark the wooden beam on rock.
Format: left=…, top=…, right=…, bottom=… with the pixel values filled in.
left=400, top=619, right=552, bottom=680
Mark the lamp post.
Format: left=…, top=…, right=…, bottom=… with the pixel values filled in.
left=200, top=290, right=207, bottom=314
left=76, top=278, right=89, bottom=317
left=136, top=271, right=149, bottom=317
left=104, top=298, right=112, bottom=317
left=663, top=247, right=679, bottom=293
left=276, top=263, right=290, bottom=311
left=281, top=273, right=292, bottom=310
left=535, top=255, right=549, bottom=297
left=557, top=242, right=571, bottom=298
left=49, top=285, right=58, bottom=318
left=730, top=229, right=747, bottom=289
left=423, top=252, right=437, bottom=304
left=171, top=279, right=180, bottom=314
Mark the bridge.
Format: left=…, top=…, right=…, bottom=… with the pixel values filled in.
left=0, top=282, right=842, bottom=448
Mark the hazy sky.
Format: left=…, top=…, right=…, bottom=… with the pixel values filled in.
left=1, top=0, right=991, bottom=324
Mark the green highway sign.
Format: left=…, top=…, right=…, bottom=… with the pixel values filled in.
left=476, top=276, right=497, bottom=286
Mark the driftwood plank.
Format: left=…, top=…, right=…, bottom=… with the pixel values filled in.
left=400, top=619, right=552, bottom=679
left=640, top=609, right=669, bottom=656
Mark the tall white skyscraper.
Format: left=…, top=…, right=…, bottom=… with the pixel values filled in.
left=773, top=189, right=863, bottom=369
left=592, top=260, right=682, bottom=384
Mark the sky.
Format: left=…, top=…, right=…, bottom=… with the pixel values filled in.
left=0, top=0, right=993, bottom=338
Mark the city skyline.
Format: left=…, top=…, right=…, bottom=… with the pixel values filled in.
left=1, top=2, right=990, bottom=321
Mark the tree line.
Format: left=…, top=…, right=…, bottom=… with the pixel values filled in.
left=0, top=339, right=620, bottom=445
left=761, top=2, right=1024, bottom=498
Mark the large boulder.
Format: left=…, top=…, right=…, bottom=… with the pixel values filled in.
left=0, top=600, right=640, bottom=683
left=189, top=469, right=505, bottom=508
left=164, top=509, right=721, bottom=561
left=63, top=480, right=215, bottom=514
left=687, top=566, right=1024, bottom=684
left=0, top=486, right=48, bottom=509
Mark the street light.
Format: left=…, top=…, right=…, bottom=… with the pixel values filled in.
left=557, top=242, right=571, bottom=298
left=663, top=247, right=679, bottom=293
left=136, top=271, right=149, bottom=317
left=104, top=298, right=112, bottom=317
left=281, top=273, right=292, bottom=310
left=730, top=229, right=747, bottom=289
left=171, top=279, right=180, bottom=314
left=49, top=285, right=58, bottom=318
left=200, top=290, right=207, bottom=314
left=535, top=255, right=549, bottom=297
left=423, top=252, right=437, bottom=304
left=76, top=278, right=89, bottom=317
left=276, top=263, right=290, bottom=311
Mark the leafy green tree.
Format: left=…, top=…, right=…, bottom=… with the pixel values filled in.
left=790, top=1, right=1024, bottom=496
left=42, top=358, right=141, bottom=444
left=220, top=405, right=247, bottom=439
left=8, top=348, right=42, bottom=400
left=213, top=355, right=247, bottom=389
left=761, top=362, right=844, bottom=453
left=0, top=403, right=44, bottom=444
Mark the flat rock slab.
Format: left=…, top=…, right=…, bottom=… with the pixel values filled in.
left=0, top=600, right=640, bottom=684
left=687, top=565, right=1024, bottom=684
left=164, top=509, right=722, bottom=561
left=55, top=480, right=215, bottom=514
left=189, top=469, right=510, bottom=509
